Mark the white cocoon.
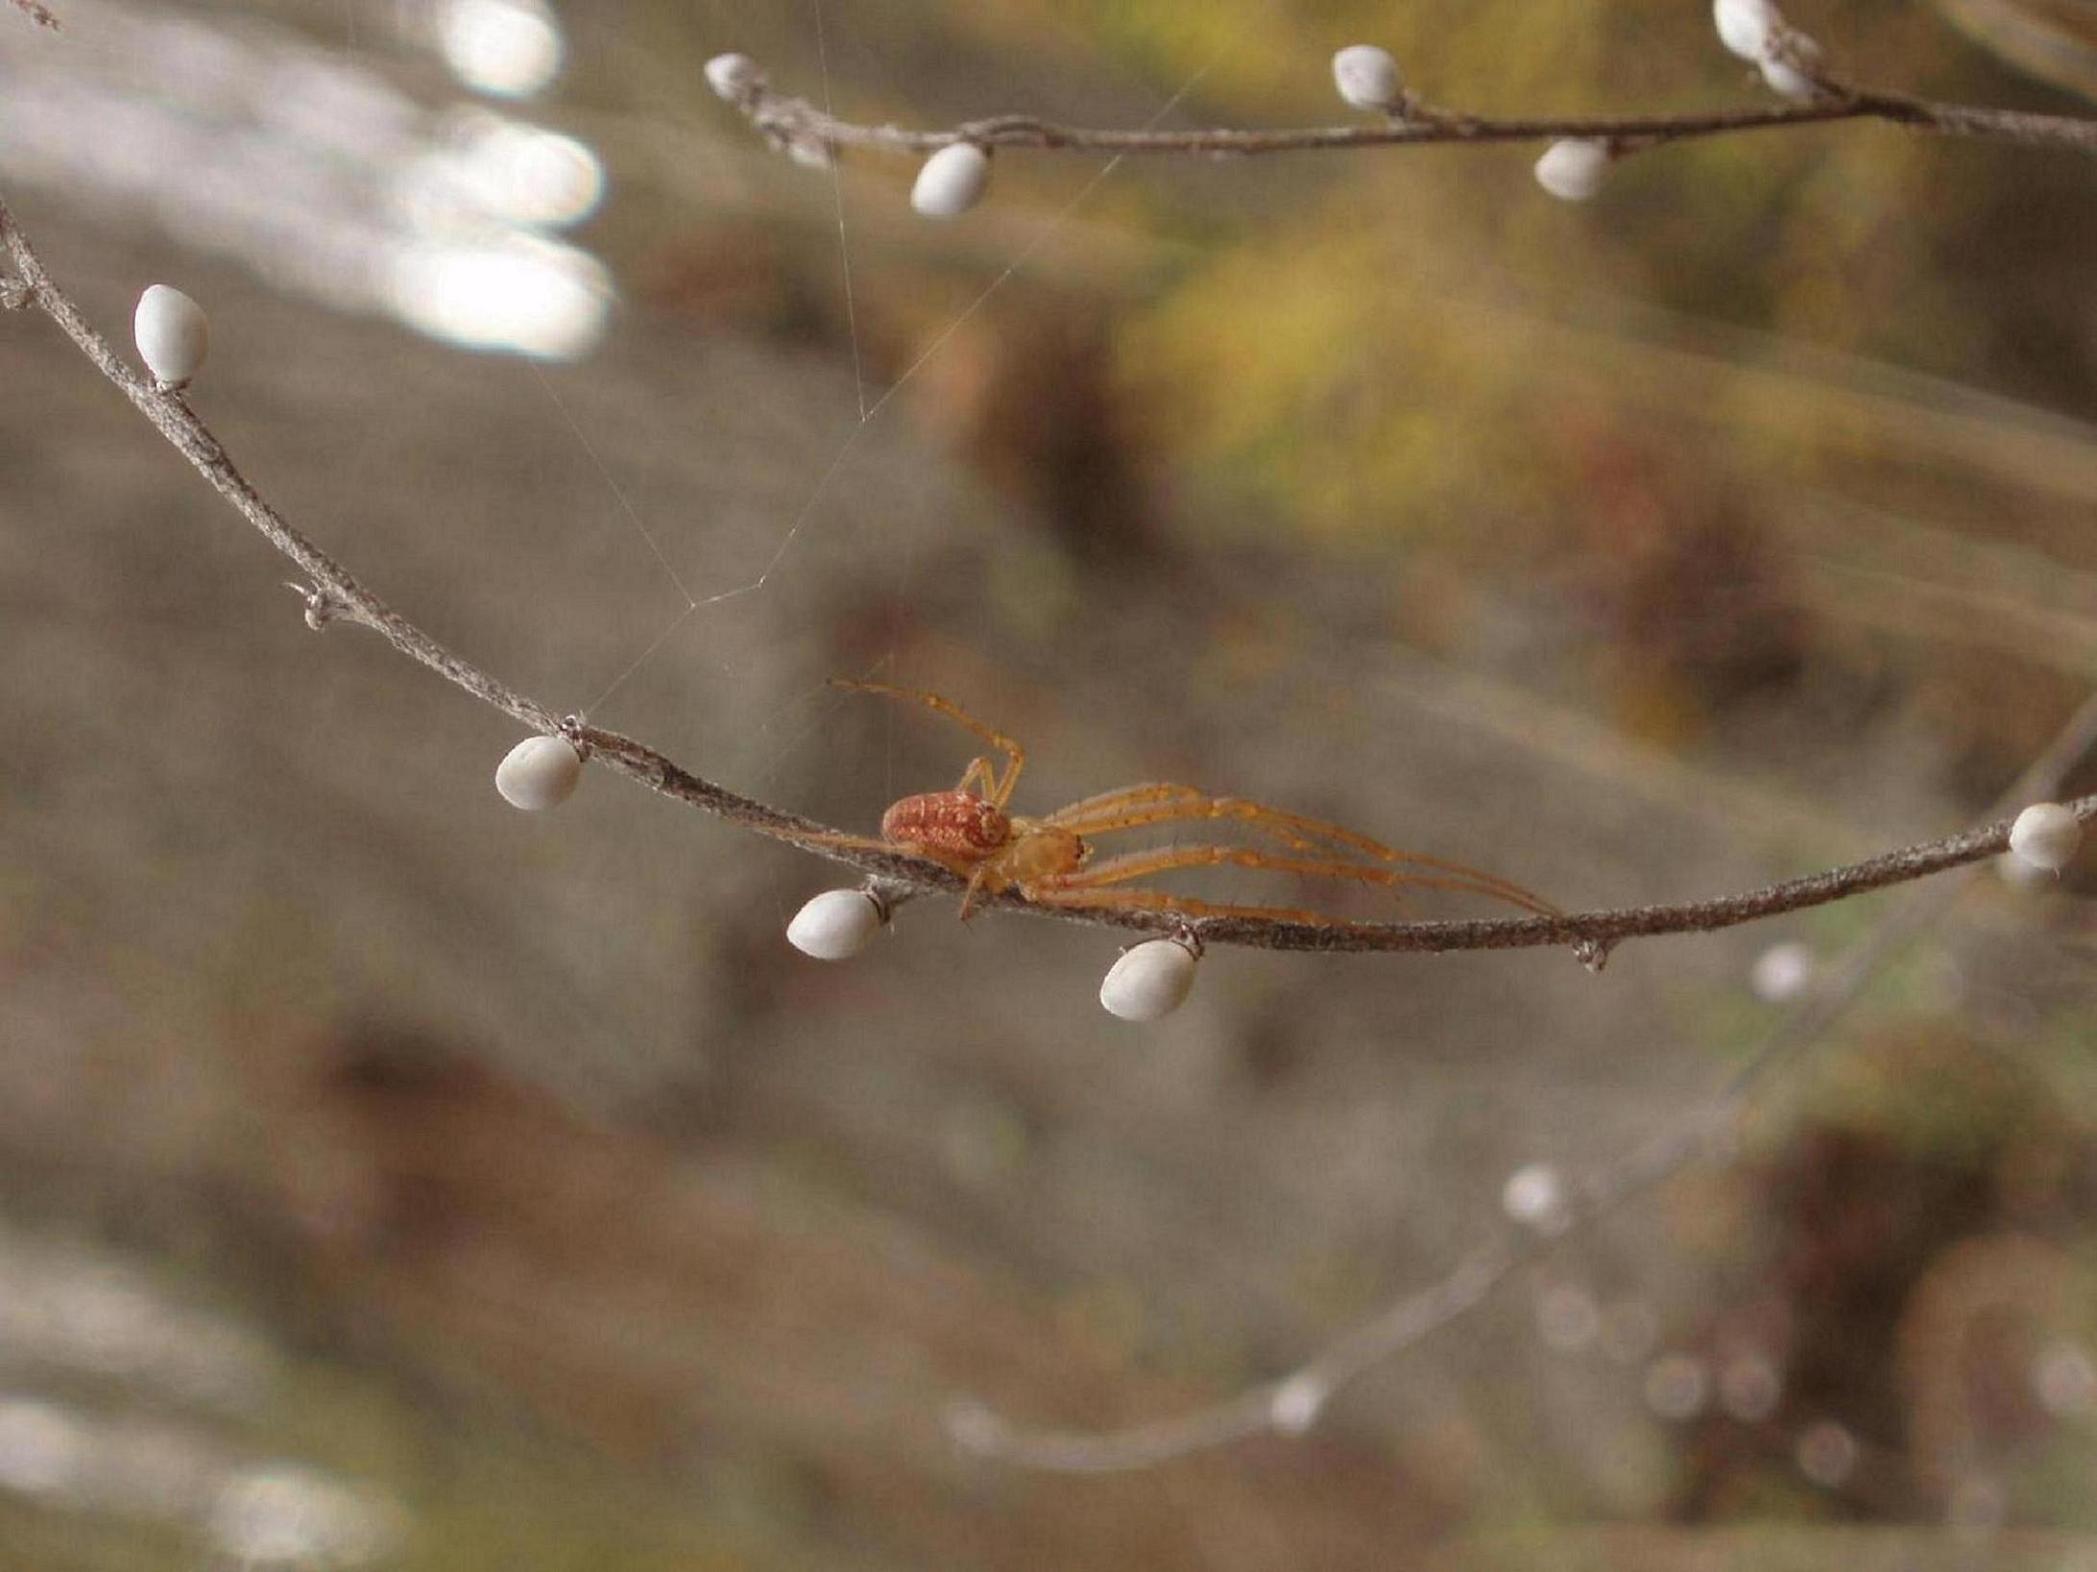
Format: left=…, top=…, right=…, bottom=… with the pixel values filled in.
left=1098, top=939, right=1198, bottom=1021
left=1331, top=44, right=1402, bottom=112
left=911, top=143, right=991, bottom=218
left=786, top=889, right=885, bottom=960
left=133, top=284, right=209, bottom=386
left=494, top=735, right=582, bottom=811
left=1534, top=139, right=1610, bottom=201
left=2008, top=802, right=2082, bottom=873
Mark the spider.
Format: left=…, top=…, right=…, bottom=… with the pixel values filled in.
left=806, top=681, right=1559, bottom=925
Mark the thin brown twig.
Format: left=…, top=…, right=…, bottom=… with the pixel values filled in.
left=723, top=65, right=2097, bottom=163
left=2, top=189, right=2088, bottom=960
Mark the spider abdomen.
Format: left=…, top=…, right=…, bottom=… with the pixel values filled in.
left=881, top=790, right=1012, bottom=857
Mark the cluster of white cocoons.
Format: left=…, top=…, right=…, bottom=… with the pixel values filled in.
left=1331, top=44, right=1403, bottom=113
left=1098, top=937, right=1200, bottom=1021
left=911, top=143, right=991, bottom=218
left=494, top=734, right=582, bottom=810
left=703, top=52, right=762, bottom=102
left=2007, top=801, right=2083, bottom=874
left=133, top=284, right=208, bottom=388
left=786, top=888, right=887, bottom=960
left=1712, top=0, right=1825, bottom=100
left=1534, top=139, right=1611, bottom=202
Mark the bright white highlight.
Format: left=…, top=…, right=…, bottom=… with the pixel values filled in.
left=208, top=1464, right=401, bottom=1567
left=1501, top=1162, right=1571, bottom=1233
left=1268, top=1374, right=1328, bottom=1435
left=1713, top=0, right=1780, bottom=61
left=387, top=235, right=610, bottom=361
left=705, top=53, right=762, bottom=101
left=435, top=0, right=562, bottom=98
left=1750, top=940, right=1814, bottom=1002
left=399, top=112, right=605, bottom=230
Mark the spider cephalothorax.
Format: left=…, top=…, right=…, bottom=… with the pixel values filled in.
left=811, top=681, right=1557, bottom=924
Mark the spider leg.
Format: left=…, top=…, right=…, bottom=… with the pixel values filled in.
left=1203, top=798, right=1560, bottom=915
left=1043, top=783, right=1224, bottom=832
left=1041, top=787, right=1557, bottom=915
left=1020, top=884, right=1360, bottom=927
left=956, top=756, right=1001, bottom=800
left=1030, top=842, right=1555, bottom=918
left=830, top=680, right=1026, bottom=807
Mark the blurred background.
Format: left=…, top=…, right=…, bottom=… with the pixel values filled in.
left=3, top=0, right=2097, bottom=1565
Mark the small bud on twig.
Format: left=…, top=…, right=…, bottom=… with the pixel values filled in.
left=495, top=734, right=582, bottom=811
left=1534, top=138, right=1611, bottom=201
left=133, top=284, right=208, bottom=388
left=911, top=142, right=991, bottom=218
left=787, top=888, right=888, bottom=959
left=1331, top=45, right=1404, bottom=113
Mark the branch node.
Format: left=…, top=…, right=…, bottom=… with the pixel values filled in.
left=1572, top=936, right=1615, bottom=975
left=285, top=581, right=348, bottom=631
left=556, top=713, right=593, bottom=760
left=0, top=277, right=30, bottom=311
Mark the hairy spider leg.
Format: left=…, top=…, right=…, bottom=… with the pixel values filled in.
left=1027, top=841, right=1558, bottom=920
left=1040, top=784, right=1558, bottom=916
left=830, top=680, right=1027, bottom=807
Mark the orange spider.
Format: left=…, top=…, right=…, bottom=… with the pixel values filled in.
left=807, top=681, right=1559, bottom=925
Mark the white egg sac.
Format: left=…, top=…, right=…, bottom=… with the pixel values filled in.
left=1331, top=44, right=1403, bottom=112
left=910, top=143, right=990, bottom=218
left=133, top=285, right=209, bottom=387
left=2008, top=801, right=2082, bottom=873
left=1534, top=139, right=1610, bottom=202
left=1098, top=938, right=1198, bottom=1021
left=494, top=734, right=582, bottom=810
left=786, top=888, right=885, bottom=959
